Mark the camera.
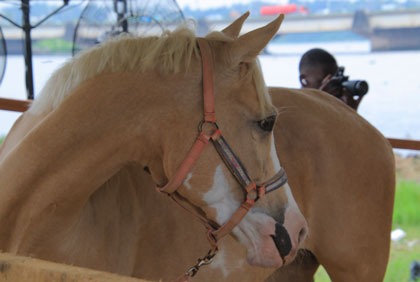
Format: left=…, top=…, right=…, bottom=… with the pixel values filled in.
left=331, top=67, right=368, bottom=97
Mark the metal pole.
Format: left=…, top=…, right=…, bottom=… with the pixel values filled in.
left=114, top=0, right=128, bottom=32
left=21, top=0, right=34, bottom=100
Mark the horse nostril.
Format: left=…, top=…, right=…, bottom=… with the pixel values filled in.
left=270, top=223, right=292, bottom=258
left=298, top=226, right=308, bottom=244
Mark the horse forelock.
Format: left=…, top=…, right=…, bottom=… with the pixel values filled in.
left=30, top=26, right=199, bottom=114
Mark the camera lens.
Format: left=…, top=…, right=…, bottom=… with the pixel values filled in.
left=342, top=80, right=368, bottom=96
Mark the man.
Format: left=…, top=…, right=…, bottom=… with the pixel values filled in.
left=298, top=48, right=367, bottom=110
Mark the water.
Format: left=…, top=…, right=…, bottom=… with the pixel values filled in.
left=1, top=51, right=419, bottom=154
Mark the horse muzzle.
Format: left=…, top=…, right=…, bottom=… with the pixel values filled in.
left=272, top=207, right=308, bottom=266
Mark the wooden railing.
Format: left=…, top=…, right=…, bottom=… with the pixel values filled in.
left=0, top=252, right=151, bottom=282
left=387, top=138, right=420, bottom=151
left=1, top=97, right=420, bottom=151
left=0, top=97, right=32, bottom=112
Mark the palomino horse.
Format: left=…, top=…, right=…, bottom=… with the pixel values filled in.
left=0, top=14, right=308, bottom=281
left=102, top=86, right=395, bottom=282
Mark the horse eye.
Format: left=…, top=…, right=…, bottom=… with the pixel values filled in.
left=257, top=115, right=276, bottom=132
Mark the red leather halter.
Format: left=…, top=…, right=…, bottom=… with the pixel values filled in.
left=158, top=38, right=288, bottom=279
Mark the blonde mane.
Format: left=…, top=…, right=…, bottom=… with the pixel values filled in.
left=30, top=27, right=198, bottom=114
left=30, top=26, right=272, bottom=116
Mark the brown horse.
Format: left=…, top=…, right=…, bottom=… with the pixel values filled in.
left=266, top=87, right=395, bottom=282
left=0, top=14, right=308, bottom=281
left=95, top=86, right=394, bottom=282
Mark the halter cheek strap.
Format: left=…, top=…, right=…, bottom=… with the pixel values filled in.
left=157, top=38, right=215, bottom=194
left=157, top=38, right=288, bottom=279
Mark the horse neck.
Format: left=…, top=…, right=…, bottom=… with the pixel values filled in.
left=0, top=72, right=189, bottom=249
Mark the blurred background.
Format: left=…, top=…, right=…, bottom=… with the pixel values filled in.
left=0, top=1, right=419, bottom=281
left=1, top=0, right=420, bottom=149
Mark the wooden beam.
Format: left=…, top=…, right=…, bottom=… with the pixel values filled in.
left=0, top=252, right=153, bottom=282
left=388, top=138, right=420, bottom=151
left=0, top=97, right=32, bottom=112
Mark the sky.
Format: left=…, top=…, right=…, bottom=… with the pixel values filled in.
left=176, top=0, right=289, bottom=10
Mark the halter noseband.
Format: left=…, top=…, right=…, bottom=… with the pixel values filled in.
left=157, top=38, right=288, bottom=278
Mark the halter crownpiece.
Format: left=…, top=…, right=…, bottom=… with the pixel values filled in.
left=157, top=38, right=288, bottom=280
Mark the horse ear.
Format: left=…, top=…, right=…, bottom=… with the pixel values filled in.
left=221, top=11, right=250, bottom=38
left=228, top=14, right=284, bottom=63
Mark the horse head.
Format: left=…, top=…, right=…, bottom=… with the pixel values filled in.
left=145, top=13, right=308, bottom=268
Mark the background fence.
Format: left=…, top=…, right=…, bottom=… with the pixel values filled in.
left=1, top=97, right=419, bottom=151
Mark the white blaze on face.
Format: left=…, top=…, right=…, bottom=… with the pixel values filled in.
left=203, top=165, right=240, bottom=224
left=270, top=135, right=281, bottom=172
left=202, top=166, right=272, bottom=273
left=283, top=182, right=299, bottom=210
left=203, top=164, right=275, bottom=247
left=183, top=172, right=193, bottom=190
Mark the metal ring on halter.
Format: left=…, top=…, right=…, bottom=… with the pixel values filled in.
left=198, top=120, right=219, bottom=135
